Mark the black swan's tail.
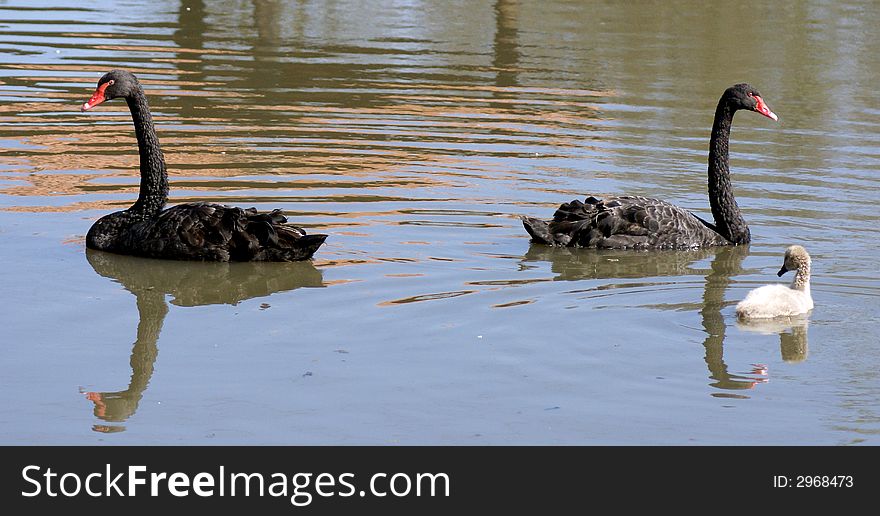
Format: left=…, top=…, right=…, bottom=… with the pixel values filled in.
left=267, top=232, right=327, bottom=261
left=227, top=207, right=328, bottom=261
left=521, top=216, right=554, bottom=245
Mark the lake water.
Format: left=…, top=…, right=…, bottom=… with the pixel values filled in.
left=1, top=0, right=878, bottom=445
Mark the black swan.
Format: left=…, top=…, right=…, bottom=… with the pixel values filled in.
left=522, top=83, right=777, bottom=249
left=81, top=69, right=327, bottom=261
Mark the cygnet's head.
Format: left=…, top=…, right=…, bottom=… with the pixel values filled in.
left=778, top=245, right=811, bottom=277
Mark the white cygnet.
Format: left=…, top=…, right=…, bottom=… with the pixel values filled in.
left=736, top=245, right=813, bottom=320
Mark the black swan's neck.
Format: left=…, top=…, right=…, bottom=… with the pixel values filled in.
left=126, top=89, right=168, bottom=217
left=707, top=101, right=750, bottom=244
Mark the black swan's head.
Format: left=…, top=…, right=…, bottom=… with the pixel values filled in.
left=81, top=70, right=141, bottom=112
left=724, top=83, right=778, bottom=121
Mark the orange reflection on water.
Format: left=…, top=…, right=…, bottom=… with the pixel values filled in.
left=92, top=44, right=246, bottom=56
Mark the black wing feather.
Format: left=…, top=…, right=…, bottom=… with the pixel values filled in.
left=116, top=202, right=326, bottom=261
left=522, top=195, right=730, bottom=250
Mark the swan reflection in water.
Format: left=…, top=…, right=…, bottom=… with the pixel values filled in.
left=521, top=243, right=808, bottom=396
left=737, top=317, right=809, bottom=363
left=83, top=249, right=325, bottom=433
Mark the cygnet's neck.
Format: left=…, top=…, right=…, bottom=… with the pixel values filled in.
left=790, top=260, right=811, bottom=294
